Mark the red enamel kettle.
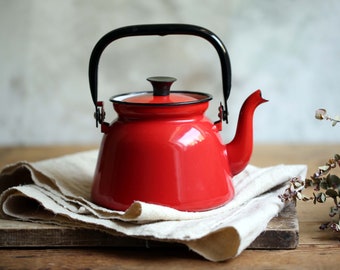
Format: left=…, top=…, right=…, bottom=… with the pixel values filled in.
left=89, top=24, right=267, bottom=212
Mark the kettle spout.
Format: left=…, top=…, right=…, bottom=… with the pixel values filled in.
left=227, top=90, right=268, bottom=176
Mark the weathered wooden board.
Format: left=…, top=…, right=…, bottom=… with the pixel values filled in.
left=0, top=203, right=298, bottom=249
left=251, top=202, right=298, bottom=249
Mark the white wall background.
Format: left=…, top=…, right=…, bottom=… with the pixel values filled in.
left=1, top=0, right=340, bottom=146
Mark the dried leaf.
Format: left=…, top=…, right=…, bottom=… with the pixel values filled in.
left=327, top=174, right=340, bottom=189
left=315, top=192, right=327, bottom=203
left=325, top=189, right=338, bottom=198
left=320, top=180, right=329, bottom=190
left=296, top=192, right=303, bottom=200
left=319, top=165, right=330, bottom=172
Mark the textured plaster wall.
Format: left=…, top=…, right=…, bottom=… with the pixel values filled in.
left=1, top=0, right=340, bottom=145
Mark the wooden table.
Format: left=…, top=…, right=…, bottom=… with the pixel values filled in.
left=0, top=144, right=340, bottom=269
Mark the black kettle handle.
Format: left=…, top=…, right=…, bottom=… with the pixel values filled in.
left=89, top=24, right=232, bottom=126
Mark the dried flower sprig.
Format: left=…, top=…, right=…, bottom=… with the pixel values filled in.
left=278, top=176, right=309, bottom=205
left=279, top=109, right=340, bottom=232
left=281, top=155, right=340, bottom=232
left=315, top=108, right=340, bottom=126
left=304, top=154, right=340, bottom=232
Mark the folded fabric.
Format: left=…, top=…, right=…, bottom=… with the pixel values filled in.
left=0, top=150, right=307, bottom=262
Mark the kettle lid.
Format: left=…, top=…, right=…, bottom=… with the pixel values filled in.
left=110, top=76, right=212, bottom=105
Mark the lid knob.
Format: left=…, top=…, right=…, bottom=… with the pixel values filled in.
left=147, top=76, right=177, bottom=96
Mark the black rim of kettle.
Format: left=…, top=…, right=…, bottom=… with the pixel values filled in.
left=88, top=23, right=232, bottom=126
left=110, top=90, right=213, bottom=106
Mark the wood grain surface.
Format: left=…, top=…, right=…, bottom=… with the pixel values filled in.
left=0, top=144, right=340, bottom=269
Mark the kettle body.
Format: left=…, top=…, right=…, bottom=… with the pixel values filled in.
left=91, top=94, right=234, bottom=211
left=88, top=24, right=267, bottom=212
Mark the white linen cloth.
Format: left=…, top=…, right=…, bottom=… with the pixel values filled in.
left=0, top=150, right=307, bottom=262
